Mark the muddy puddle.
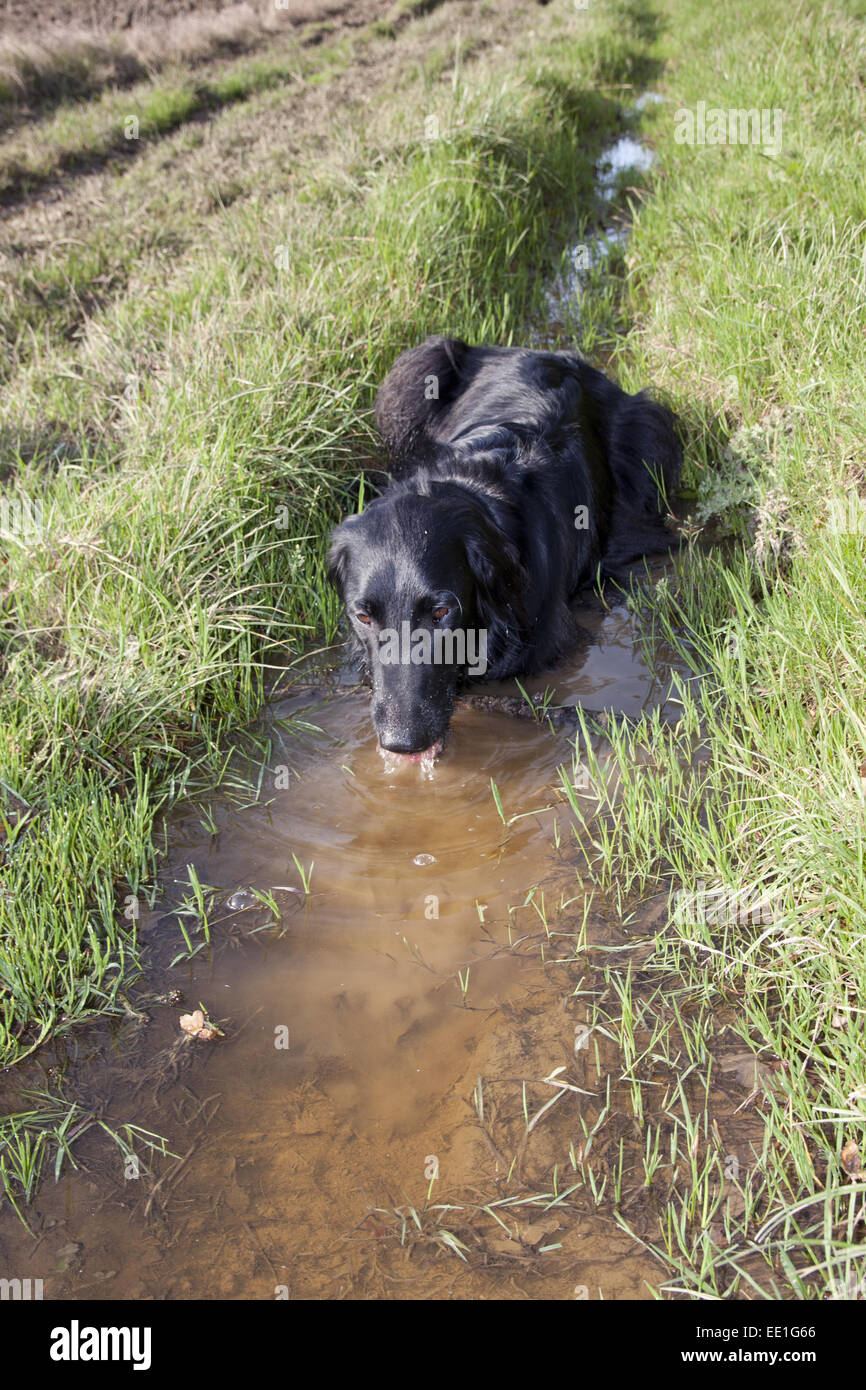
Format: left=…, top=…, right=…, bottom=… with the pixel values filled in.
left=0, top=567, right=769, bottom=1301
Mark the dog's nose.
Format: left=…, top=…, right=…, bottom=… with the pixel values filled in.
left=379, top=733, right=429, bottom=755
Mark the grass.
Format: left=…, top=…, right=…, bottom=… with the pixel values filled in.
left=0, top=1090, right=170, bottom=1233
left=0, top=0, right=641, bottom=1211
left=0, top=43, right=353, bottom=202
left=0, top=0, right=343, bottom=127
left=553, top=0, right=866, bottom=1298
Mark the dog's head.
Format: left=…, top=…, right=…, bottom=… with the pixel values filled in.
left=328, top=484, right=525, bottom=757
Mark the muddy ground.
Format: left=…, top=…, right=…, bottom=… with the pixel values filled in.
left=0, top=0, right=363, bottom=37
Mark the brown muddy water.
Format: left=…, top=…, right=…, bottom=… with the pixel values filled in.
left=1, top=567, right=760, bottom=1302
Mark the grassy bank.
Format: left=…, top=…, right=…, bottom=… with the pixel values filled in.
left=0, top=0, right=644, bottom=1199
left=2, top=0, right=864, bottom=1303
left=557, top=0, right=866, bottom=1297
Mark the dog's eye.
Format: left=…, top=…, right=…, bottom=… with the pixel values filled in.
left=432, top=605, right=449, bottom=622
left=356, top=611, right=373, bottom=625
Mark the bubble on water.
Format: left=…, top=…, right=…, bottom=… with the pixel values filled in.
left=412, top=854, right=436, bottom=867
left=227, top=888, right=257, bottom=910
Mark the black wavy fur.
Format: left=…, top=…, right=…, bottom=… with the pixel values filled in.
left=328, top=336, right=681, bottom=753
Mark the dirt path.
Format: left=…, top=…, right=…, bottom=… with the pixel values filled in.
left=0, top=0, right=361, bottom=36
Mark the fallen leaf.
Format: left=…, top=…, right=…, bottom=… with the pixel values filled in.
left=718, top=1050, right=773, bottom=1091
left=841, top=1138, right=866, bottom=1180
left=180, top=1009, right=221, bottom=1041
left=361, top=1215, right=388, bottom=1239
left=488, top=1238, right=528, bottom=1258
left=518, top=1216, right=561, bottom=1247
left=724, top=1187, right=747, bottom=1220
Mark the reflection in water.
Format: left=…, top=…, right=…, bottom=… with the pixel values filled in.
left=0, top=589, right=694, bottom=1300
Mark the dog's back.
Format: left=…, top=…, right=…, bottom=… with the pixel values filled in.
left=375, top=337, right=583, bottom=450
left=374, top=335, right=682, bottom=569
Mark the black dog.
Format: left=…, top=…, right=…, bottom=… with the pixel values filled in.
left=328, top=336, right=681, bottom=759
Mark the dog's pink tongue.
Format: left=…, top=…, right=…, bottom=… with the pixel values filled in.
left=378, top=741, right=443, bottom=765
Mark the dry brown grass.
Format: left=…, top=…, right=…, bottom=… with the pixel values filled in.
left=0, top=0, right=355, bottom=114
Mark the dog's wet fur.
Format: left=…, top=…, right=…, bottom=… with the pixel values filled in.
left=328, top=336, right=682, bottom=757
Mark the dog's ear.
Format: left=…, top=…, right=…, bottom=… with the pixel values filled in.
left=327, top=516, right=360, bottom=598
left=463, top=510, right=528, bottom=632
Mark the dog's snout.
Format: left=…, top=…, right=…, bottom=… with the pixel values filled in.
left=379, top=732, right=429, bottom=755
